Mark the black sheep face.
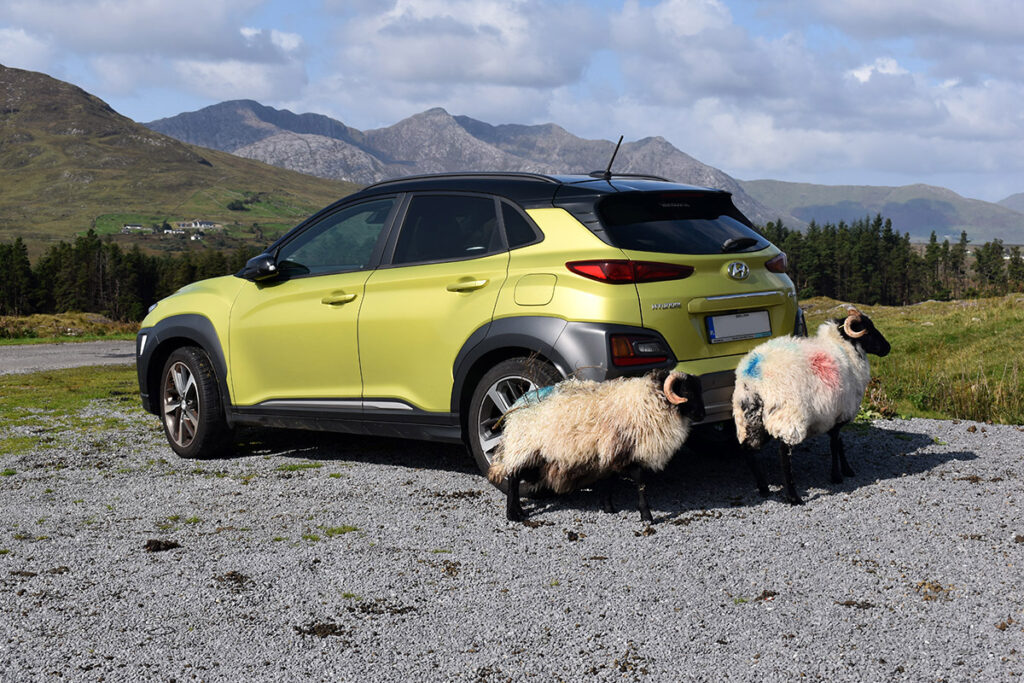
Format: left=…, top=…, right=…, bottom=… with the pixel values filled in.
left=837, top=311, right=891, bottom=357
left=655, top=371, right=705, bottom=422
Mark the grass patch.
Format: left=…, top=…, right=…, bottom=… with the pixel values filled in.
left=322, top=525, right=358, bottom=537
left=0, top=435, right=38, bottom=455
left=0, top=312, right=137, bottom=343
left=276, top=462, right=323, bottom=472
left=803, top=294, right=1024, bottom=424
left=1, top=468, right=16, bottom=476
left=0, top=365, right=139, bottom=429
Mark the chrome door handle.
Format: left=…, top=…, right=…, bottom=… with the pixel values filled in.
left=446, top=279, right=488, bottom=292
left=321, top=292, right=357, bottom=305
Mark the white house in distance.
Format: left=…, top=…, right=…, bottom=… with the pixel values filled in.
left=176, top=219, right=223, bottom=231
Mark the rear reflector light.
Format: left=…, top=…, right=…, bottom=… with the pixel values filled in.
left=766, top=252, right=788, bottom=273
left=566, top=260, right=694, bottom=284
left=610, top=334, right=669, bottom=367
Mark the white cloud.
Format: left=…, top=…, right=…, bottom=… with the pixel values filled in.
left=847, top=57, right=909, bottom=83
left=335, top=0, right=601, bottom=88
left=172, top=56, right=307, bottom=101
left=0, top=27, right=54, bottom=71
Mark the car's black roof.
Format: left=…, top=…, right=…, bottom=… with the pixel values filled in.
left=347, top=172, right=729, bottom=209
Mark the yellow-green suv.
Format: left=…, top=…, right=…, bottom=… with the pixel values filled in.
left=136, top=172, right=802, bottom=475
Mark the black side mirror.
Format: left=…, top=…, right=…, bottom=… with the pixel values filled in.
left=240, top=253, right=279, bottom=282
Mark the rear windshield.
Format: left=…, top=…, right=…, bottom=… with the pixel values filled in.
left=596, top=192, right=769, bottom=255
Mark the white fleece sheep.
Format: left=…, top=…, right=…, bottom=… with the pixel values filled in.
left=488, top=370, right=704, bottom=522
left=731, top=307, right=891, bottom=504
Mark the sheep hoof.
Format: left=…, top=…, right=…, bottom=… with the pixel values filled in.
left=784, top=493, right=805, bottom=505
left=506, top=508, right=525, bottom=522
left=601, top=502, right=616, bottom=514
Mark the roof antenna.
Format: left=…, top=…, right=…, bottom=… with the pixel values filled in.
left=592, top=135, right=624, bottom=181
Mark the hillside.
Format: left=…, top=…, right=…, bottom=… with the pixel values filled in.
left=740, top=179, right=1024, bottom=243
left=145, top=101, right=780, bottom=226
left=998, top=193, right=1024, bottom=215
left=0, top=66, right=358, bottom=254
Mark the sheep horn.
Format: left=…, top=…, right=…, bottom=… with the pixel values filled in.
left=663, top=372, right=688, bottom=405
left=843, top=308, right=867, bottom=338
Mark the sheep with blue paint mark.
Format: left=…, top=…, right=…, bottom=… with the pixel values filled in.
left=731, top=308, right=891, bottom=504
left=488, top=370, right=705, bottom=523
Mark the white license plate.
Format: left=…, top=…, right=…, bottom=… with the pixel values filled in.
left=707, top=310, right=771, bottom=344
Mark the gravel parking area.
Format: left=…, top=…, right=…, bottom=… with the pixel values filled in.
left=1, top=395, right=1023, bottom=681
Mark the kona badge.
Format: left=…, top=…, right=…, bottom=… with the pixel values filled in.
left=727, top=261, right=750, bottom=280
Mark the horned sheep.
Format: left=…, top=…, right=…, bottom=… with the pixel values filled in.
left=488, top=370, right=705, bottom=523
left=732, top=307, right=891, bottom=504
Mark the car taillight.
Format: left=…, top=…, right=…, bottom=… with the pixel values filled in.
left=566, top=260, right=695, bottom=284
left=610, top=334, right=669, bottom=367
left=766, top=252, right=788, bottom=273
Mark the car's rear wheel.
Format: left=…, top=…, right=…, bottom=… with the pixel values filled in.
left=160, top=346, right=231, bottom=459
left=467, top=357, right=562, bottom=492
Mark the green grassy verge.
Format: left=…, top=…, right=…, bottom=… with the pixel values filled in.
left=0, top=313, right=137, bottom=344
left=803, top=295, right=1024, bottom=424
left=0, top=365, right=141, bottom=454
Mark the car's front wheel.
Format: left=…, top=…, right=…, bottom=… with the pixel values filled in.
left=159, top=346, right=231, bottom=459
left=467, top=357, right=562, bottom=489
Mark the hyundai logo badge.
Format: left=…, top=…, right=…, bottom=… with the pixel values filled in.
left=727, top=261, right=749, bottom=280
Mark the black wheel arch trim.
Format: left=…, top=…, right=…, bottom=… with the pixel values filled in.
left=450, top=316, right=677, bottom=415
left=137, top=314, right=230, bottom=418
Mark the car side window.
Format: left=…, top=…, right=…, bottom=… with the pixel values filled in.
left=502, top=202, right=539, bottom=249
left=392, top=195, right=502, bottom=265
left=277, top=198, right=396, bottom=276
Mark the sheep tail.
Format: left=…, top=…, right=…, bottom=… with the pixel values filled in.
left=487, top=457, right=510, bottom=486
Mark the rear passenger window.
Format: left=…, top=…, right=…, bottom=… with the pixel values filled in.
left=392, top=195, right=502, bottom=264
left=502, top=203, right=539, bottom=249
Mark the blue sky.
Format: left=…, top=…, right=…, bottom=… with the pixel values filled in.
left=2, top=0, right=1023, bottom=203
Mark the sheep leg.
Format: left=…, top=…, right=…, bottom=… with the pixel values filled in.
left=505, top=475, right=525, bottom=522
left=629, top=466, right=654, bottom=523
left=596, top=477, right=616, bottom=514
left=778, top=442, right=804, bottom=505
left=745, top=448, right=771, bottom=497
left=829, top=423, right=854, bottom=482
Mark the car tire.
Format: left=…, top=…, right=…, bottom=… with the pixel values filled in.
left=467, top=357, right=562, bottom=494
left=159, top=346, right=232, bottom=459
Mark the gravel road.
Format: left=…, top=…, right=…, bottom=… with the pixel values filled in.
left=2, top=380, right=1023, bottom=682
left=0, top=340, right=135, bottom=375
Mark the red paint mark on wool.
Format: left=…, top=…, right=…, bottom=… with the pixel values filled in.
left=810, top=352, right=839, bottom=389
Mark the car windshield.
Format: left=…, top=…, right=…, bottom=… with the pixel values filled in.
left=597, top=192, right=768, bottom=255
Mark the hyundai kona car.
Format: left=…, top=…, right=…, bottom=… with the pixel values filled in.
left=136, top=172, right=802, bottom=476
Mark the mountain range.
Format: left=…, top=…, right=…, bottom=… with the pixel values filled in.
left=1, top=62, right=1020, bottom=251
left=147, top=100, right=1024, bottom=244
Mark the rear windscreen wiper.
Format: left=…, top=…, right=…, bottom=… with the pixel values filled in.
left=721, top=236, right=759, bottom=253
